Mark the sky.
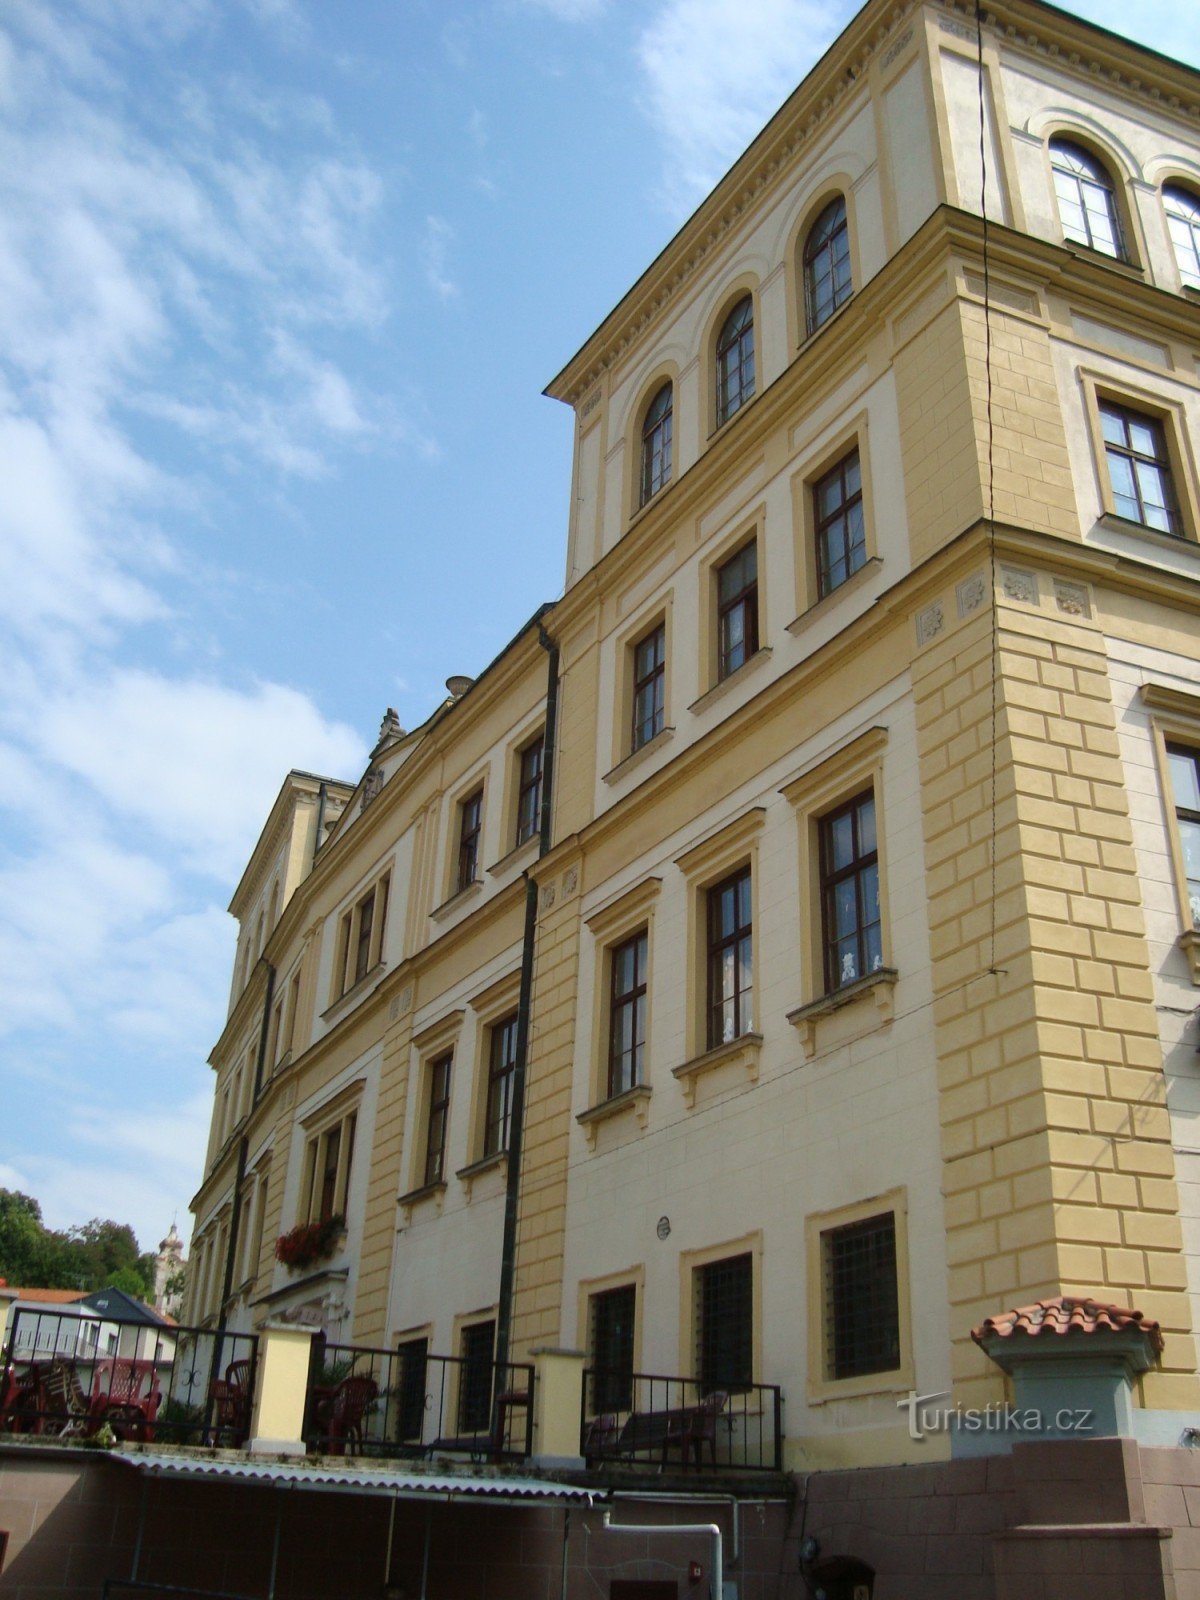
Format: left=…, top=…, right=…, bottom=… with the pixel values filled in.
left=0, top=0, right=1196, bottom=1268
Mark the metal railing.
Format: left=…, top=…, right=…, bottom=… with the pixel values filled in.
left=0, top=1307, right=258, bottom=1447
left=580, top=1368, right=783, bottom=1472
left=303, top=1338, right=534, bottom=1460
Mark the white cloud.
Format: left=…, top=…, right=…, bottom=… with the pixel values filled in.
left=636, top=0, right=847, bottom=212
left=421, top=214, right=459, bottom=300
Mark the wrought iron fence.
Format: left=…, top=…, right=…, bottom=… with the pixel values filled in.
left=303, top=1337, right=534, bottom=1460
left=580, top=1368, right=783, bottom=1472
left=0, top=1307, right=258, bottom=1447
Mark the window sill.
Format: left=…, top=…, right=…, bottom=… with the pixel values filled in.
left=687, top=648, right=772, bottom=716
left=430, top=878, right=483, bottom=922
left=602, top=726, right=675, bottom=786
left=807, top=1362, right=912, bottom=1407
left=1063, top=242, right=1142, bottom=279
left=787, top=556, right=883, bottom=635
left=787, top=968, right=898, bottom=1060
left=672, top=1032, right=762, bottom=1108
left=321, top=962, right=387, bottom=1023
left=488, top=835, right=539, bottom=879
left=1181, top=930, right=1200, bottom=985
left=455, top=1150, right=507, bottom=1203
left=398, top=1180, right=447, bottom=1220
left=577, top=1084, right=652, bottom=1148
left=1094, top=513, right=1196, bottom=554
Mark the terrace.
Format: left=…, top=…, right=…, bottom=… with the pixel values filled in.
left=1, top=1311, right=784, bottom=1484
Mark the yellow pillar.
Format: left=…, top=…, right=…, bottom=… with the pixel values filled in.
left=247, top=1323, right=318, bottom=1456
left=531, top=1347, right=585, bottom=1467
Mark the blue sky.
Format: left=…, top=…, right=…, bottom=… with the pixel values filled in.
left=0, top=0, right=1196, bottom=1264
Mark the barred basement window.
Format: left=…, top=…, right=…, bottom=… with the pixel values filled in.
left=458, top=1320, right=495, bottom=1433
left=823, top=1212, right=899, bottom=1380
left=395, top=1336, right=429, bottom=1441
left=696, top=1252, right=753, bottom=1393
left=590, top=1284, right=636, bottom=1413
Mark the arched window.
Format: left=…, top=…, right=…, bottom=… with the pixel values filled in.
left=1050, top=139, right=1124, bottom=258
left=716, top=296, right=755, bottom=426
left=639, top=381, right=673, bottom=507
left=803, top=196, right=852, bottom=335
left=1164, top=184, right=1200, bottom=289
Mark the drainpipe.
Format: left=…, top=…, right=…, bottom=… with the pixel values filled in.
left=600, top=1509, right=723, bottom=1600
left=494, top=621, right=559, bottom=1378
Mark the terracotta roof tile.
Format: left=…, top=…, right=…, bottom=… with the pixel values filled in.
left=972, top=1295, right=1163, bottom=1354
left=7, top=1287, right=87, bottom=1305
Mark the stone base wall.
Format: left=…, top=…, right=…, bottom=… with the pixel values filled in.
left=3, top=1440, right=1200, bottom=1598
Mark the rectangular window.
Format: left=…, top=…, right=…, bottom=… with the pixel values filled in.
left=696, top=1253, right=753, bottom=1393
left=716, top=541, right=759, bottom=679
left=458, top=1320, right=495, bottom=1433
left=706, top=867, right=753, bottom=1049
left=516, top=735, right=544, bottom=847
left=590, top=1284, right=636, bottom=1413
left=457, top=790, right=483, bottom=892
left=395, top=1336, right=429, bottom=1442
left=284, top=969, right=301, bottom=1056
left=820, top=790, right=881, bottom=992
left=814, top=449, right=866, bottom=597
left=631, top=624, right=666, bottom=752
left=1100, top=402, right=1180, bottom=535
left=424, top=1052, right=452, bottom=1186
left=305, top=1110, right=357, bottom=1224
left=484, top=1014, right=518, bottom=1156
left=353, top=887, right=375, bottom=986
left=608, top=930, right=648, bottom=1098
left=823, top=1212, right=899, bottom=1380
left=1168, top=744, right=1200, bottom=929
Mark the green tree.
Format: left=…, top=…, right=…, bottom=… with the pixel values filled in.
left=0, top=1189, right=68, bottom=1286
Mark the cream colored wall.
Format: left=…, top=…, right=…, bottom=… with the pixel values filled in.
left=558, top=682, right=951, bottom=1456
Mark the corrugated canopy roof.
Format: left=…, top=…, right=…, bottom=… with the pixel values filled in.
left=113, top=1451, right=597, bottom=1505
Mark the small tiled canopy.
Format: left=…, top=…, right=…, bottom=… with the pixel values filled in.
left=971, top=1294, right=1164, bottom=1355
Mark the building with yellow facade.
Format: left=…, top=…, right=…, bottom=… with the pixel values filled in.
left=5, top=0, right=1200, bottom=1593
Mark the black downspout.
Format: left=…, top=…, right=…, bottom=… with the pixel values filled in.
left=494, top=624, right=559, bottom=1379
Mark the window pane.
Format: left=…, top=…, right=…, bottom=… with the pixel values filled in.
left=1169, top=749, right=1200, bottom=812
left=699, top=1253, right=753, bottom=1393
left=825, top=1214, right=899, bottom=1379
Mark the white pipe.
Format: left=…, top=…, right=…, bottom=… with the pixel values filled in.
left=601, top=1508, right=723, bottom=1599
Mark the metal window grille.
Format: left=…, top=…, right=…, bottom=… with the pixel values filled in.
left=484, top=1015, right=518, bottom=1155
left=457, top=790, right=483, bottom=892
left=716, top=296, right=755, bottom=426
left=516, top=735, right=544, bottom=845
left=395, top=1336, right=429, bottom=1441
left=423, top=1053, right=452, bottom=1186
left=814, top=449, right=866, bottom=597
left=819, top=790, right=881, bottom=992
left=458, top=1320, right=495, bottom=1433
left=706, top=867, right=753, bottom=1049
left=824, top=1212, right=900, bottom=1380
left=1099, top=402, right=1180, bottom=535
left=590, top=1284, right=636, bottom=1413
left=631, top=625, right=666, bottom=751
left=640, top=383, right=673, bottom=505
left=1167, top=744, right=1200, bottom=930
left=804, top=196, right=852, bottom=334
left=608, top=930, right=648, bottom=1098
left=697, top=1253, right=753, bottom=1393
left=716, top=542, right=759, bottom=679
